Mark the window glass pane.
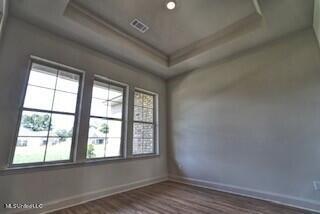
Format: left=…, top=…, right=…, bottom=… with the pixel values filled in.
left=92, top=81, right=109, bottom=100
left=133, top=138, right=154, bottom=155
left=13, top=137, right=47, bottom=164
left=23, top=85, right=54, bottom=110
left=108, top=101, right=122, bottom=119
left=87, top=80, right=125, bottom=159
left=134, top=92, right=143, bottom=106
left=90, top=98, right=108, bottom=117
left=134, top=106, right=142, bottom=121
left=133, top=123, right=154, bottom=155
left=133, top=138, right=143, bottom=155
left=133, top=90, right=156, bottom=155
left=142, top=139, right=154, bottom=154
left=87, top=139, right=106, bottom=159
left=18, top=111, right=51, bottom=137
left=12, top=62, right=81, bottom=166
left=105, top=138, right=121, bottom=157
left=133, top=123, right=143, bottom=138
left=143, top=108, right=153, bottom=122
left=88, top=118, right=108, bottom=138
left=56, top=71, right=79, bottom=93
left=29, top=64, right=57, bottom=89
left=107, top=120, right=122, bottom=138
left=109, top=85, right=123, bottom=101
left=143, top=124, right=154, bottom=139
left=90, top=82, right=124, bottom=118
left=49, top=114, right=74, bottom=137
left=45, top=138, right=72, bottom=162
left=52, top=91, right=77, bottom=113
left=143, top=94, right=153, bottom=108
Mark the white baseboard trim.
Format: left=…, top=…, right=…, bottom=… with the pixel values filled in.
left=9, top=175, right=168, bottom=214
left=169, top=174, right=320, bottom=213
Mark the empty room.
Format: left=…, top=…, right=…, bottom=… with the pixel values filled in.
left=0, top=0, right=320, bottom=213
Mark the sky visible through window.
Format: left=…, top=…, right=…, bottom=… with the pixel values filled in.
left=12, top=63, right=80, bottom=164
left=12, top=62, right=155, bottom=166
left=86, top=80, right=124, bottom=159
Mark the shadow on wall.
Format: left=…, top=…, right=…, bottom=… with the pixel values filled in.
left=167, top=28, right=320, bottom=182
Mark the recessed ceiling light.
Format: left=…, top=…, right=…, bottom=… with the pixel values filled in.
left=166, top=1, right=176, bottom=10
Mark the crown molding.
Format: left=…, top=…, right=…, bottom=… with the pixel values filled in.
left=169, top=12, right=263, bottom=66
left=64, top=1, right=169, bottom=66
left=64, top=0, right=263, bottom=69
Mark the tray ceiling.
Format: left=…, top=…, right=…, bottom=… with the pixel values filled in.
left=9, top=0, right=314, bottom=78
left=72, top=0, right=256, bottom=55
left=64, top=0, right=262, bottom=67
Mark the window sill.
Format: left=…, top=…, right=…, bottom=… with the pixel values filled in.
left=130, top=153, right=159, bottom=159
left=0, top=154, right=160, bottom=176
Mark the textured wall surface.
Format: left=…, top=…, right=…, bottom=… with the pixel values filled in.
left=0, top=17, right=167, bottom=213
left=168, top=28, right=320, bottom=210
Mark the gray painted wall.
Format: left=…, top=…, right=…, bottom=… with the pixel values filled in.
left=168, top=28, right=320, bottom=210
left=1, top=10, right=320, bottom=214
left=315, top=0, right=320, bottom=46
left=0, top=17, right=167, bottom=213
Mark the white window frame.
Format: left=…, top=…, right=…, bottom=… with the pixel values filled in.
left=132, top=88, right=159, bottom=156
left=4, top=57, right=161, bottom=173
left=8, top=56, right=84, bottom=168
left=86, top=75, right=129, bottom=161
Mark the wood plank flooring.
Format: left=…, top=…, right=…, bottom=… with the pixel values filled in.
left=51, top=181, right=314, bottom=214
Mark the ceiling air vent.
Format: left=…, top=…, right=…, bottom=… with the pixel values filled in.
left=130, top=18, right=149, bottom=33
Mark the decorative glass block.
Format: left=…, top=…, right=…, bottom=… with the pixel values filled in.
left=143, top=124, right=153, bottom=139
left=133, top=123, right=143, bottom=138
left=143, top=94, right=153, bottom=108
left=134, top=92, right=143, bottom=106
left=134, top=106, right=143, bottom=121
left=143, top=108, right=153, bottom=122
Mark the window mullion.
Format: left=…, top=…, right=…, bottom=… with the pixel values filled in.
left=132, top=90, right=157, bottom=155
left=103, top=84, right=110, bottom=158
left=86, top=79, right=126, bottom=160
left=22, top=108, right=75, bottom=116
left=11, top=60, right=82, bottom=167
left=42, top=68, right=59, bottom=163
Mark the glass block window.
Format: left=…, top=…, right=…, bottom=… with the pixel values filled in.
left=12, top=62, right=81, bottom=165
left=133, top=90, right=156, bottom=155
left=86, top=80, right=126, bottom=159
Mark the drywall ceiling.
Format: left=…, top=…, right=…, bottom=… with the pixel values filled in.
left=73, top=0, right=256, bottom=55
left=9, top=0, right=314, bottom=78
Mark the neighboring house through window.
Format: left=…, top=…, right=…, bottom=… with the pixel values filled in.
left=86, top=79, right=126, bottom=159
left=11, top=61, right=82, bottom=166
left=9, top=57, right=159, bottom=169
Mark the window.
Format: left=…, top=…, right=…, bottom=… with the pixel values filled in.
left=86, top=79, right=126, bottom=159
left=11, top=62, right=82, bottom=165
left=133, top=90, right=157, bottom=155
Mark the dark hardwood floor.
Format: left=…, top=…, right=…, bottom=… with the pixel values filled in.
left=51, top=181, right=314, bottom=214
